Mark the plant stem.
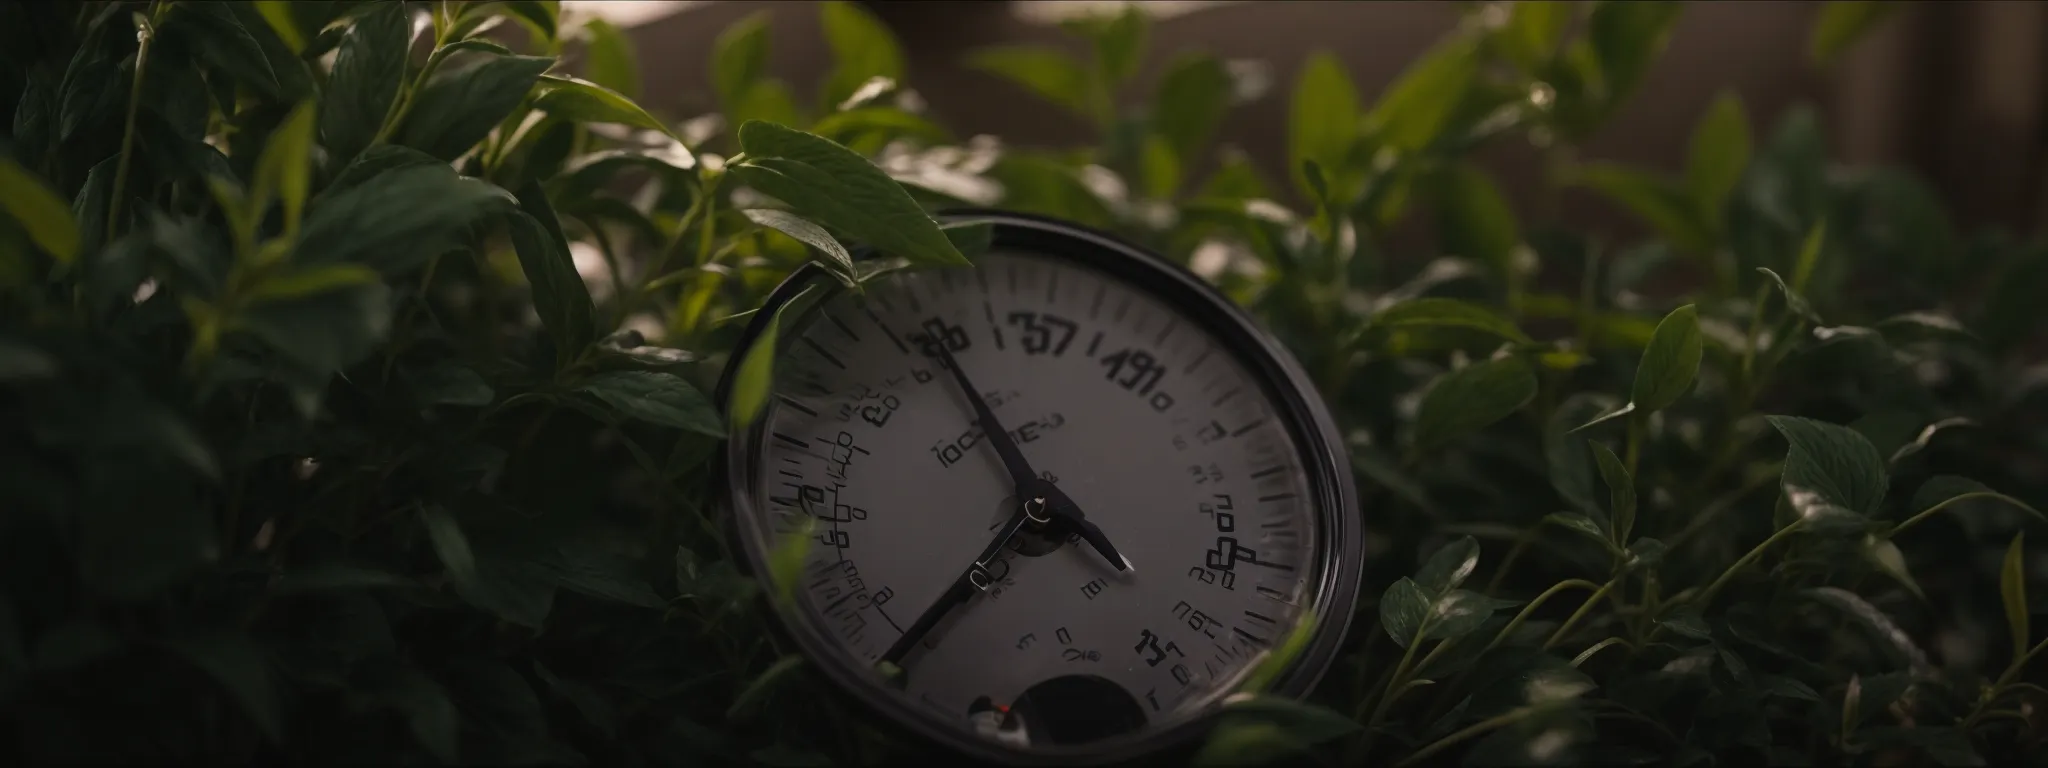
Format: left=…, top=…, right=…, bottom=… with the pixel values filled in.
left=1681, top=519, right=1807, bottom=616
left=1542, top=579, right=1616, bottom=650
left=1962, top=637, right=2047, bottom=731
left=1396, top=707, right=1546, bottom=767
left=107, top=10, right=158, bottom=245
left=1490, top=579, right=1603, bottom=653
left=370, top=24, right=457, bottom=147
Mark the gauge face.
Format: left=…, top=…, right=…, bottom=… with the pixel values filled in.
left=722, top=214, right=1361, bottom=764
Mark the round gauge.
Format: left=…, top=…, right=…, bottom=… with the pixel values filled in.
left=717, top=212, right=1363, bottom=765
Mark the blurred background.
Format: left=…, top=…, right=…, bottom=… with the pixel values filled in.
left=563, top=0, right=2048, bottom=237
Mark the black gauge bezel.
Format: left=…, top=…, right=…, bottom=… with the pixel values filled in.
left=713, top=210, right=1364, bottom=766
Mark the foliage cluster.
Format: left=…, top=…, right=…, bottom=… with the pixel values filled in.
left=0, top=1, right=2043, bottom=766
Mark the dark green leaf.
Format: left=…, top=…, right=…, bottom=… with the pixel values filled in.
left=941, top=220, right=994, bottom=262
left=966, top=46, right=1095, bottom=120
left=422, top=505, right=477, bottom=582
left=743, top=208, right=855, bottom=284
left=398, top=50, right=554, bottom=161
left=1574, top=164, right=1712, bottom=251
left=237, top=275, right=393, bottom=375
left=357, top=661, right=460, bottom=763
left=1371, top=297, right=1533, bottom=345
left=1288, top=51, right=1358, bottom=197
left=77, top=467, right=215, bottom=598
left=1907, top=475, right=2045, bottom=526
left=404, top=361, right=495, bottom=407
left=166, top=2, right=282, bottom=99
left=1686, top=92, right=1751, bottom=223
left=0, top=339, right=58, bottom=381
left=545, top=537, right=665, bottom=609
left=1495, top=1, right=1569, bottom=71
left=1192, top=721, right=1308, bottom=768
left=1380, top=577, right=1431, bottom=647
left=1218, top=696, right=1361, bottom=744
left=1769, top=415, right=1889, bottom=517
left=1153, top=53, right=1232, bottom=166
left=319, top=1, right=408, bottom=164
left=710, top=12, right=770, bottom=109
left=1803, top=587, right=1930, bottom=673
left=1426, top=590, right=1521, bottom=642
left=751, top=745, right=833, bottom=768
left=1864, top=535, right=1923, bottom=600
left=509, top=180, right=597, bottom=366
left=1362, top=36, right=1479, bottom=154
left=1435, top=163, right=1521, bottom=283
left=1585, top=1, right=1683, bottom=107
left=494, top=0, right=560, bottom=44
left=578, top=16, right=639, bottom=99
left=533, top=75, right=677, bottom=138
left=298, top=149, right=514, bottom=273
left=818, top=1, right=905, bottom=109
left=1631, top=304, right=1703, bottom=412
left=166, top=632, right=282, bottom=742
left=274, top=563, right=414, bottom=593
left=1759, top=675, right=1820, bottom=702
left=732, top=121, right=965, bottom=265
left=576, top=371, right=723, bottom=436
left=727, top=655, right=806, bottom=719
left=1547, top=394, right=1616, bottom=517
left=1810, top=1, right=1901, bottom=66
left=1590, top=441, right=1636, bottom=540
left=2002, top=532, right=2027, bottom=663
left=1074, top=4, right=1147, bottom=83
left=1756, top=267, right=1820, bottom=324
left=1416, top=536, right=1480, bottom=595
left=0, top=156, right=79, bottom=263
left=1658, top=612, right=1711, bottom=641
left=1626, top=538, right=1666, bottom=569
left=1544, top=512, right=1608, bottom=546
left=1413, top=355, right=1538, bottom=452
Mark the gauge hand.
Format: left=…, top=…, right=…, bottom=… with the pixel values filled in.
left=881, top=500, right=1043, bottom=665
left=930, top=343, right=1134, bottom=574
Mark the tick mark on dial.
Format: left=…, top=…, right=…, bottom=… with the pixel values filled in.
left=1258, top=492, right=1295, bottom=502
left=1006, top=263, right=1018, bottom=295
left=1086, top=331, right=1103, bottom=357
left=802, top=337, right=847, bottom=370
left=1250, top=465, right=1286, bottom=479
left=1213, top=387, right=1244, bottom=408
left=1090, top=283, right=1106, bottom=319
left=983, top=301, right=1006, bottom=350
left=1232, top=627, right=1271, bottom=647
left=1231, top=419, right=1266, bottom=438
left=1243, top=609, right=1276, bottom=625
left=773, top=432, right=809, bottom=450
left=825, top=312, right=859, bottom=341
left=1046, top=270, right=1059, bottom=304
left=777, top=395, right=819, bottom=417
left=862, top=307, right=911, bottom=355
left=1155, top=319, right=1178, bottom=346
left=1183, top=345, right=1211, bottom=374
left=1113, top=294, right=1132, bottom=323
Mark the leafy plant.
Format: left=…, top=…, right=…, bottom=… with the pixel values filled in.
left=2, top=1, right=2044, bottom=767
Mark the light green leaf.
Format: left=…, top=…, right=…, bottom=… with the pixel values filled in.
left=578, top=17, right=639, bottom=99
left=1863, top=535, right=1924, bottom=600
left=1585, top=0, right=1682, bottom=106
left=744, top=209, right=855, bottom=284
left=711, top=11, right=771, bottom=109
left=1369, top=297, right=1532, bottom=345
left=1425, top=590, right=1520, bottom=642
left=1071, top=4, right=1147, bottom=83
left=1590, top=442, right=1636, bottom=542
left=252, top=1, right=305, bottom=53
left=807, top=106, right=949, bottom=145
left=319, top=2, right=408, bottom=164
left=576, top=371, right=723, bottom=436
left=1153, top=53, right=1232, bottom=165
left=1574, top=163, right=1712, bottom=252
left=1140, top=135, right=1180, bottom=200
left=1413, top=356, right=1538, bottom=452
left=508, top=181, right=596, bottom=367
left=1791, top=220, right=1827, bottom=292
left=1686, top=91, right=1750, bottom=224
left=244, top=264, right=381, bottom=303
left=1237, top=613, right=1317, bottom=695
left=2001, top=533, right=2027, bottom=664
left=730, top=286, right=815, bottom=429
left=1811, top=1, right=1901, bottom=67
left=398, top=50, right=555, bottom=162
left=534, top=75, right=678, bottom=139
left=1496, top=1, right=1569, bottom=71
left=1362, top=36, right=1480, bottom=154
left=818, top=1, right=905, bottom=110
left=0, top=156, right=80, bottom=263
left=1415, top=536, right=1480, bottom=595
left=421, top=505, right=477, bottom=583
left=1544, top=512, right=1609, bottom=546
left=1287, top=52, right=1358, bottom=197
left=727, top=655, right=806, bottom=719
left=766, top=521, right=814, bottom=605
left=1433, top=163, right=1521, bottom=282
left=967, top=46, right=1095, bottom=120
left=253, top=101, right=319, bottom=237
left=1769, top=415, right=1889, bottom=516
left=1380, top=578, right=1431, bottom=648
left=1756, top=267, right=1821, bottom=324
left=731, top=121, right=964, bottom=265
left=1630, top=304, right=1703, bottom=413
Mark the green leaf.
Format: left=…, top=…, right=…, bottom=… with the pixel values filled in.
left=1238, top=613, right=1317, bottom=695
left=0, top=339, right=58, bottom=381
left=576, top=371, right=723, bottom=436
left=1686, top=92, right=1751, bottom=224
left=1139, top=133, right=1181, bottom=201
left=1863, top=535, right=1924, bottom=600
left=166, top=632, right=282, bottom=742
left=966, top=46, right=1095, bottom=120
left=1810, top=1, right=1901, bottom=66
left=1426, top=590, right=1520, bottom=642
left=1370, top=297, right=1532, bottom=345
left=809, top=106, right=949, bottom=145
left=818, top=1, right=904, bottom=109
left=533, top=75, right=677, bottom=138
left=274, top=563, right=415, bottom=593
left=244, top=263, right=381, bottom=304
left=729, top=288, right=812, bottom=430
left=167, top=1, right=282, bottom=99
left=1658, top=612, right=1711, bottom=641
left=1495, top=1, right=1569, bottom=71
left=298, top=148, right=514, bottom=274
left=1769, top=415, right=1889, bottom=517
left=357, top=662, right=460, bottom=763
left=544, top=537, right=665, bottom=609
left=1074, top=4, right=1147, bottom=84
left=732, top=121, right=965, bottom=265
left=422, top=505, right=477, bottom=583
left=1416, top=536, right=1480, bottom=595
left=1756, top=267, right=1820, bottom=324
left=404, top=361, right=495, bottom=407
left=398, top=50, right=555, bottom=162
left=1218, top=696, right=1360, bottom=744
left=1434, top=163, right=1521, bottom=282
left=508, top=180, right=597, bottom=366
left=236, top=277, right=394, bottom=376
left=0, top=156, right=80, bottom=263
left=1544, top=512, right=1609, bottom=547
left=1153, top=53, right=1232, bottom=166
left=1363, top=36, right=1479, bottom=155
left=711, top=12, right=771, bottom=109
left=253, top=101, right=319, bottom=236
left=319, top=1, right=408, bottom=164
left=1585, top=1, right=1682, bottom=107
left=1380, top=577, right=1432, bottom=648
left=1573, top=163, right=1712, bottom=252
left=1547, top=394, right=1616, bottom=517
left=1287, top=51, right=1358, bottom=197
left=1907, top=476, right=2046, bottom=525
left=252, top=1, right=305, bottom=53
left=728, top=655, right=806, bottom=719
left=1630, top=304, right=1703, bottom=413
left=1193, top=721, right=1307, bottom=768
left=1590, top=442, right=1636, bottom=541
left=577, top=16, right=639, bottom=98
left=2002, top=532, right=2028, bottom=663
left=743, top=209, right=855, bottom=285
left=941, top=220, right=994, bottom=261
left=1413, top=355, right=1538, bottom=452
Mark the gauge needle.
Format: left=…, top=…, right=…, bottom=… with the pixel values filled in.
left=882, top=503, right=1038, bottom=665
left=930, top=343, right=1133, bottom=573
